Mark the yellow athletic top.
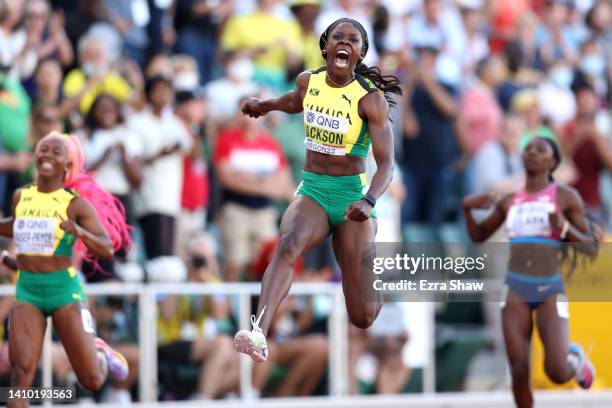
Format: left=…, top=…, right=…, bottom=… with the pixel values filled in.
left=13, top=185, right=77, bottom=257
left=302, top=67, right=380, bottom=157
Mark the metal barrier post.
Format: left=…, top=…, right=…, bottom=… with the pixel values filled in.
left=423, top=302, right=436, bottom=393
left=238, top=292, right=253, bottom=400
left=139, top=287, right=157, bottom=402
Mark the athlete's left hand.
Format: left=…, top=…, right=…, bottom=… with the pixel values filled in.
left=345, top=200, right=372, bottom=222
left=59, top=216, right=82, bottom=237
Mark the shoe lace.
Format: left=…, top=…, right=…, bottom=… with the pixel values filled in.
left=250, top=305, right=266, bottom=332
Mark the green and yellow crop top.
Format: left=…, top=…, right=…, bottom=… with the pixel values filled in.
left=302, top=67, right=380, bottom=157
left=13, top=185, right=77, bottom=257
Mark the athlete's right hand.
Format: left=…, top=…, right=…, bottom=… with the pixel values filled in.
left=463, top=193, right=496, bottom=210
left=241, top=98, right=267, bottom=118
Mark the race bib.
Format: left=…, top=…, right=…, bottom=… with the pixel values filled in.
left=14, top=218, right=56, bottom=255
left=303, top=108, right=349, bottom=156
left=81, top=309, right=95, bottom=334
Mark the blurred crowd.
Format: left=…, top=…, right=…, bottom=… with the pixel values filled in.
left=0, top=0, right=610, bottom=403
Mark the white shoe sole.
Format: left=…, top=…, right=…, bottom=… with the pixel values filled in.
left=234, top=330, right=267, bottom=363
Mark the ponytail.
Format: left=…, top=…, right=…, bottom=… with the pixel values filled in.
left=355, top=62, right=402, bottom=108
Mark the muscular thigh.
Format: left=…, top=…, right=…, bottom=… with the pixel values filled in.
left=278, top=195, right=330, bottom=252
left=502, top=290, right=534, bottom=363
left=9, top=302, right=47, bottom=371
left=332, top=219, right=377, bottom=290
left=52, top=303, right=99, bottom=377
left=535, top=297, right=569, bottom=366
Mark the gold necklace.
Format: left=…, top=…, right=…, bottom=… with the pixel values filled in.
left=326, top=72, right=354, bottom=88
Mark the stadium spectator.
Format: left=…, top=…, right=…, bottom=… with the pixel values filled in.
left=289, top=0, right=324, bottom=72
left=221, top=0, right=302, bottom=91
left=348, top=303, right=410, bottom=394
left=172, top=54, right=200, bottom=91
left=22, top=0, right=74, bottom=73
left=470, top=114, right=525, bottom=196
left=145, top=52, right=174, bottom=79
left=62, top=35, right=132, bottom=115
left=585, top=0, right=612, bottom=64
left=407, top=0, right=465, bottom=68
left=31, top=58, right=63, bottom=107
left=0, top=0, right=30, bottom=80
left=173, top=0, right=233, bottom=85
left=572, top=37, right=610, bottom=105
left=401, top=42, right=459, bottom=227
left=29, top=103, right=62, bottom=146
left=457, top=56, right=505, bottom=157
left=204, top=52, right=258, bottom=140
left=128, top=75, right=191, bottom=259
left=0, top=68, right=31, bottom=213
left=82, top=94, right=143, bottom=224
left=496, top=40, right=536, bottom=112
left=213, top=101, right=294, bottom=281
left=488, top=0, right=531, bottom=53
left=157, top=235, right=238, bottom=401
left=104, top=0, right=149, bottom=67
left=251, top=296, right=328, bottom=397
left=174, top=89, right=209, bottom=258
left=537, top=58, right=576, bottom=130
left=457, top=0, right=489, bottom=77
left=561, top=85, right=612, bottom=225
left=534, top=0, right=583, bottom=67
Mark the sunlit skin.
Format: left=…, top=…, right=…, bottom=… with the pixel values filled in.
left=239, top=21, right=395, bottom=351
left=0, top=134, right=120, bottom=407
left=0, top=135, right=114, bottom=272
left=463, top=137, right=597, bottom=407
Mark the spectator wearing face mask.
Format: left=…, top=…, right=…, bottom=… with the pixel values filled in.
left=62, top=35, right=133, bottom=115
left=173, top=0, right=233, bottom=86
left=538, top=58, right=577, bottom=130
left=204, top=52, right=258, bottom=140
left=572, top=37, right=610, bottom=106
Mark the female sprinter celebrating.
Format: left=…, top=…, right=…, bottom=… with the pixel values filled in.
left=0, top=132, right=131, bottom=407
left=234, top=18, right=401, bottom=362
left=463, top=136, right=597, bottom=407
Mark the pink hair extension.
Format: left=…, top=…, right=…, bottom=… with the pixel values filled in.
left=37, top=132, right=132, bottom=271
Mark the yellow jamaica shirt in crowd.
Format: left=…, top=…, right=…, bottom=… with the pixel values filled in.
left=302, top=68, right=380, bottom=157
left=221, top=11, right=302, bottom=72
left=62, top=69, right=132, bottom=114
left=299, top=30, right=325, bottom=71
left=157, top=295, right=210, bottom=346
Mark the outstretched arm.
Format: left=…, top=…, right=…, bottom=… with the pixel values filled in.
left=65, top=197, right=114, bottom=259
left=462, top=193, right=511, bottom=242
left=0, top=190, right=21, bottom=238
left=242, top=71, right=311, bottom=117
left=345, top=92, right=393, bottom=222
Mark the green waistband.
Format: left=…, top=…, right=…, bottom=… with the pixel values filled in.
left=301, top=170, right=366, bottom=189
left=18, top=267, right=75, bottom=279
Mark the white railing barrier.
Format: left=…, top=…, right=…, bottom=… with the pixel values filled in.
left=0, top=282, right=434, bottom=402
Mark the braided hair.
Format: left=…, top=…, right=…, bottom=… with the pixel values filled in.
left=534, top=136, right=600, bottom=278
left=319, top=18, right=402, bottom=107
